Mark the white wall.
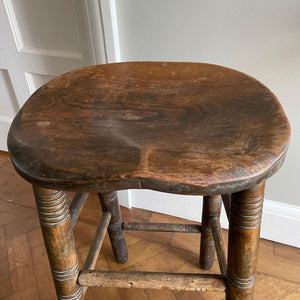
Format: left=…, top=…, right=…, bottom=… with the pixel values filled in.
left=116, top=0, right=300, bottom=207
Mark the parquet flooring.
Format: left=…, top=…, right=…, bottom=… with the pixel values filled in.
left=0, top=152, right=299, bottom=299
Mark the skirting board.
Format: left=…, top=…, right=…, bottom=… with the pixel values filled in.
left=123, top=189, right=300, bottom=248
left=0, top=116, right=12, bottom=152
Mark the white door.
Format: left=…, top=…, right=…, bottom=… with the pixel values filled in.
left=0, top=0, right=107, bottom=151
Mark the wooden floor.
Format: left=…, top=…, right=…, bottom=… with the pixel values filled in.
left=0, top=152, right=300, bottom=300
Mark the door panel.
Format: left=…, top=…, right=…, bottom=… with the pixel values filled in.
left=25, top=73, right=55, bottom=94
left=0, top=69, right=18, bottom=117
left=8, top=0, right=83, bottom=58
left=0, top=0, right=104, bottom=151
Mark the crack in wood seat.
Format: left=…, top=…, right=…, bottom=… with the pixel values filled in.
left=7, top=62, right=291, bottom=300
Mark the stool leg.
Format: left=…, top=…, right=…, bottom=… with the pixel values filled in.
left=226, top=182, right=265, bottom=300
left=99, top=191, right=128, bottom=264
left=32, top=185, right=82, bottom=300
left=200, top=195, right=222, bottom=270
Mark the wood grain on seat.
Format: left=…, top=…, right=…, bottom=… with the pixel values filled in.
left=7, top=62, right=290, bottom=195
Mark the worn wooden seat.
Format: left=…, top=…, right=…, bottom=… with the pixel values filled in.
left=7, top=62, right=290, bottom=300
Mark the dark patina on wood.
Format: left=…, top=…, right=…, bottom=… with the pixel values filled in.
left=7, top=62, right=290, bottom=196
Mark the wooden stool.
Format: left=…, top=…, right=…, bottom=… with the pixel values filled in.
left=7, top=62, right=290, bottom=299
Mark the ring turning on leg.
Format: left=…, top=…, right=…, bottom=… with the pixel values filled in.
left=33, top=186, right=82, bottom=300
left=227, top=182, right=265, bottom=300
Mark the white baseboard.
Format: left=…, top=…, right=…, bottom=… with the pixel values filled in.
left=117, top=190, right=131, bottom=208
left=122, top=189, right=300, bottom=248
left=259, top=200, right=300, bottom=247
left=0, top=115, right=12, bottom=151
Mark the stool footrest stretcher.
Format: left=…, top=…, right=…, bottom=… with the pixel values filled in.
left=122, top=222, right=201, bottom=233
left=78, top=270, right=226, bottom=292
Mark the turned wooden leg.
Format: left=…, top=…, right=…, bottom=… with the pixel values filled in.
left=200, top=195, right=222, bottom=270
left=99, top=191, right=128, bottom=264
left=226, top=182, right=265, bottom=300
left=221, top=194, right=231, bottom=219
left=33, top=186, right=82, bottom=300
